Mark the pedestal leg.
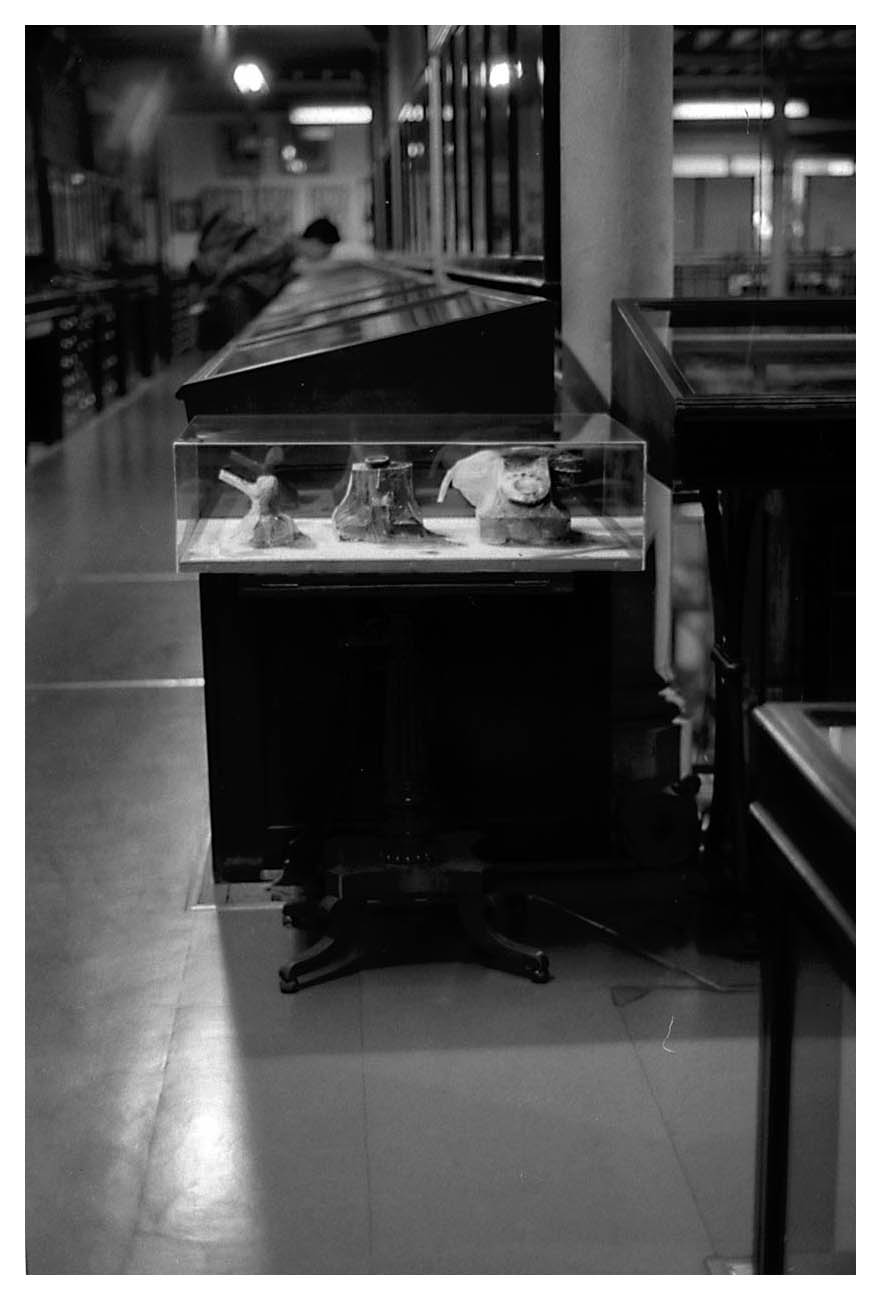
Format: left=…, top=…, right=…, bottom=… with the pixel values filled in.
left=458, top=893, right=551, bottom=983
left=278, top=899, right=365, bottom=993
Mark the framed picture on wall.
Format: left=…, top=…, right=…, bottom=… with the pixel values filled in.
left=217, top=119, right=267, bottom=175
left=171, top=198, right=202, bottom=233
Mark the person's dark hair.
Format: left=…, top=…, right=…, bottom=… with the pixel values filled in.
left=301, top=217, right=341, bottom=247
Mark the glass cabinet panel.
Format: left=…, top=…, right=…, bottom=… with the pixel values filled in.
left=441, top=46, right=458, bottom=254
left=468, top=27, right=488, bottom=255
left=515, top=25, right=545, bottom=255
left=486, top=26, right=512, bottom=253
left=453, top=28, right=472, bottom=254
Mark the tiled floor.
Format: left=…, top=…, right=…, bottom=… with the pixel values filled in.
left=25, top=361, right=760, bottom=1274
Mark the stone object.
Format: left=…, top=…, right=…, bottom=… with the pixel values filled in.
left=332, top=455, right=432, bottom=543
left=218, top=468, right=304, bottom=548
left=438, top=446, right=571, bottom=545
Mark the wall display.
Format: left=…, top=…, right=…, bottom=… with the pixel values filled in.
left=216, top=119, right=268, bottom=175
left=174, top=413, right=647, bottom=574
left=375, top=25, right=559, bottom=290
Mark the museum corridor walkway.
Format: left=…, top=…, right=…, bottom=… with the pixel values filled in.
left=26, top=360, right=760, bottom=1275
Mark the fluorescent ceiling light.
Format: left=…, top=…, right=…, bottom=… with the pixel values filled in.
left=674, top=99, right=809, bottom=122
left=784, top=99, right=810, bottom=119
left=289, top=104, right=372, bottom=125
left=730, top=155, right=772, bottom=177
left=673, top=156, right=729, bottom=177
left=794, top=157, right=856, bottom=177
left=674, top=100, right=773, bottom=121
left=232, top=62, right=268, bottom=95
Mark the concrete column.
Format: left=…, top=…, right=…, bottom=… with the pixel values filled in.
left=559, top=29, right=684, bottom=812
left=560, top=26, right=674, bottom=408
left=768, top=83, right=791, bottom=297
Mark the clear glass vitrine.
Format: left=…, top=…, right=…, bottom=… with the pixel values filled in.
left=174, top=412, right=647, bottom=574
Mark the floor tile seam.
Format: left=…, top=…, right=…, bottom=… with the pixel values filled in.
left=610, top=992, right=720, bottom=1257
left=357, top=975, right=376, bottom=1263
left=26, top=679, right=205, bottom=692
left=73, top=573, right=196, bottom=584
left=118, top=912, right=202, bottom=1275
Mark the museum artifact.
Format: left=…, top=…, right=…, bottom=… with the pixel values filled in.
left=332, top=454, right=434, bottom=542
left=438, top=445, right=571, bottom=545
left=218, top=467, right=304, bottom=548
left=229, top=445, right=299, bottom=511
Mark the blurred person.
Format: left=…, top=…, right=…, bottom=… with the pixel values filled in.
left=191, top=214, right=340, bottom=348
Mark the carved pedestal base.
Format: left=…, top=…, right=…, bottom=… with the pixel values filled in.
left=278, top=859, right=550, bottom=992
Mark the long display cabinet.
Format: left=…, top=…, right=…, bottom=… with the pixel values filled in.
left=177, top=260, right=556, bottom=417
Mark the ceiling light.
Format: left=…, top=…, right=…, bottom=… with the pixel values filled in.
left=730, top=155, right=773, bottom=176
left=289, top=104, right=372, bottom=126
left=674, top=100, right=774, bottom=121
left=783, top=99, right=810, bottom=119
left=233, top=62, right=269, bottom=95
left=673, top=98, right=810, bottom=122
left=794, top=158, right=856, bottom=177
left=673, top=156, right=729, bottom=178
left=488, top=61, right=515, bottom=89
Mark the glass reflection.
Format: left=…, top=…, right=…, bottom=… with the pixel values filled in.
left=515, top=26, right=544, bottom=256
left=468, top=27, right=488, bottom=255
left=453, top=29, right=472, bottom=254
left=486, top=26, right=511, bottom=253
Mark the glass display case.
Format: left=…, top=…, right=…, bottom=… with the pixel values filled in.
left=374, top=26, right=560, bottom=290
left=175, top=412, right=647, bottom=575
left=749, top=702, right=855, bottom=1275
left=176, top=278, right=556, bottom=416
left=208, top=291, right=493, bottom=376
left=611, top=297, right=855, bottom=487
left=611, top=296, right=855, bottom=894
left=250, top=263, right=419, bottom=326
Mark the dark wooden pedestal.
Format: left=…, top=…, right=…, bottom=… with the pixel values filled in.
left=198, top=567, right=688, bottom=991
left=278, top=855, right=549, bottom=992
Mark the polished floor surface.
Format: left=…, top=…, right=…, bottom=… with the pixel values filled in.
left=26, top=363, right=759, bottom=1274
